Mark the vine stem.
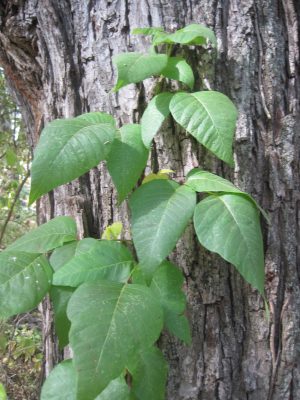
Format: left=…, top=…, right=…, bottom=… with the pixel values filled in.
left=0, top=169, right=30, bottom=247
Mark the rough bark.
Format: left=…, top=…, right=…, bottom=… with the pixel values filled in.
left=0, top=1, right=299, bottom=399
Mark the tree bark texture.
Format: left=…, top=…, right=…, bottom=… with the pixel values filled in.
left=0, top=1, right=299, bottom=399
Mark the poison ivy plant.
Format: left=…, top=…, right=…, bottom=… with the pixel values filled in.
left=1, top=23, right=266, bottom=400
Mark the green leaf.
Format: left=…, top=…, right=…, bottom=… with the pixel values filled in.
left=161, top=57, right=194, bottom=89
left=67, top=281, right=163, bottom=400
left=53, top=238, right=133, bottom=287
left=112, top=53, right=168, bottom=91
left=0, top=252, right=52, bottom=318
left=186, top=169, right=242, bottom=193
left=106, top=124, right=149, bottom=202
left=129, top=180, right=196, bottom=278
left=132, top=27, right=164, bottom=36
left=96, top=376, right=130, bottom=400
left=170, top=91, right=238, bottom=165
left=150, top=261, right=191, bottom=343
left=186, top=169, right=269, bottom=221
left=128, top=347, right=168, bottom=400
left=194, top=193, right=264, bottom=294
left=49, top=241, right=79, bottom=272
left=153, top=23, right=217, bottom=47
left=0, top=383, right=7, bottom=400
left=29, top=112, right=116, bottom=204
left=50, top=286, right=73, bottom=348
left=41, top=360, right=76, bottom=400
left=101, top=222, right=123, bottom=240
left=141, top=93, right=174, bottom=148
left=5, top=148, right=18, bottom=166
left=6, top=216, right=77, bottom=253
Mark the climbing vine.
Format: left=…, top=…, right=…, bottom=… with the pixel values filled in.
left=0, top=24, right=265, bottom=400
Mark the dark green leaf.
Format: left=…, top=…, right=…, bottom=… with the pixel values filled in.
left=6, top=216, right=77, bottom=253
left=112, top=53, right=168, bottom=91
left=150, top=261, right=191, bottom=343
left=50, top=286, right=73, bottom=348
left=141, top=93, right=174, bottom=148
left=170, top=91, right=238, bottom=165
left=107, top=124, right=149, bottom=202
left=53, top=238, right=133, bottom=287
left=130, top=180, right=196, bottom=278
left=161, top=57, right=194, bottom=89
left=0, top=252, right=52, bottom=318
left=41, top=360, right=76, bottom=400
left=194, top=193, right=264, bottom=294
left=67, top=281, right=163, bottom=400
left=128, top=347, right=168, bottom=400
left=96, top=376, right=130, bottom=400
left=29, top=112, right=116, bottom=204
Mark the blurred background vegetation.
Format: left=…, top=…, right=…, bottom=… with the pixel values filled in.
left=0, top=68, right=42, bottom=400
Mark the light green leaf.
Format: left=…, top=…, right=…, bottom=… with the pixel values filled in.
left=170, top=91, right=238, bottom=165
left=0, top=252, right=52, bottom=318
left=96, top=376, right=130, bottom=400
left=106, top=124, right=149, bottom=202
left=101, top=222, right=123, bottom=240
left=6, top=216, right=77, bottom=253
left=128, top=347, right=168, bottom=400
left=161, top=57, right=194, bottom=89
left=41, top=360, right=76, bottom=400
left=53, top=238, right=133, bottom=287
left=150, top=261, right=191, bottom=343
left=141, top=93, right=174, bottom=148
left=29, top=112, right=116, bottom=204
left=129, top=180, right=196, bottom=278
left=142, top=169, right=174, bottom=184
left=50, top=286, right=73, bottom=348
left=67, top=281, right=163, bottom=400
left=132, top=27, right=164, bottom=36
left=0, top=383, right=7, bottom=400
left=186, top=169, right=242, bottom=193
left=112, top=53, right=168, bottom=91
left=194, top=193, right=264, bottom=294
left=49, top=241, right=79, bottom=272
left=5, top=148, right=18, bottom=166
left=153, top=23, right=217, bottom=47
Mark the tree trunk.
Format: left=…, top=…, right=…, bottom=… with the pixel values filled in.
left=0, top=1, right=299, bottom=399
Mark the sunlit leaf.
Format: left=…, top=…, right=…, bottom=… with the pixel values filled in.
left=194, top=193, right=264, bottom=294
left=30, top=112, right=116, bottom=204
left=170, top=91, right=238, bottom=165
left=112, top=53, right=168, bottom=91
left=153, top=24, right=217, bottom=47
left=101, top=222, right=123, bottom=240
